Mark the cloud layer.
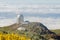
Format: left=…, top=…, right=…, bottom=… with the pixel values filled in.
left=0, top=18, right=16, bottom=27
left=0, top=4, right=60, bottom=14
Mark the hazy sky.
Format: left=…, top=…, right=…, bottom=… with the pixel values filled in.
left=0, top=0, right=60, bottom=4
left=0, top=0, right=60, bottom=30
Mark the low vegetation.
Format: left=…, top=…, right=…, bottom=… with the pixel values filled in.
left=0, top=32, right=30, bottom=40
left=51, top=29, right=60, bottom=34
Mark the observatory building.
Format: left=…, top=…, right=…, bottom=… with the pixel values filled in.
left=16, top=14, right=29, bottom=31
left=17, top=14, right=24, bottom=24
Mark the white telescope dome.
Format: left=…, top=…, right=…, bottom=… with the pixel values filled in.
left=17, top=14, right=24, bottom=24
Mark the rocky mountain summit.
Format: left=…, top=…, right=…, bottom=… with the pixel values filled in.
left=6, top=22, right=58, bottom=40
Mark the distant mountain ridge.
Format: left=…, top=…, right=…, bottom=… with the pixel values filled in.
left=8, top=22, right=56, bottom=35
